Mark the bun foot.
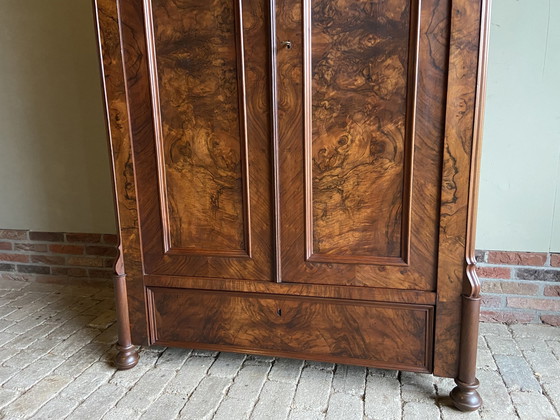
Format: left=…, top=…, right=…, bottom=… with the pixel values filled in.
left=450, top=378, right=482, bottom=411
left=115, top=343, right=139, bottom=370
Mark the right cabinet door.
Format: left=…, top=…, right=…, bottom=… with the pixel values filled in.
left=277, top=0, right=450, bottom=291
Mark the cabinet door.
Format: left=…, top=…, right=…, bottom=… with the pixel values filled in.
left=277, top=0, right=449, bottom=290
left=118, top=0, right=273, bottom=280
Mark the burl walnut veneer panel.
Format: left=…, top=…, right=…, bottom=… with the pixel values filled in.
left=278, top=0, right=444, bottom=290
left=149, top=0, right=249, bottom=255
left=117, top=0, right=274, bottom=280
left=309, top=0, right=414, bottom=263
left=149, top=288, right=433, bottom=371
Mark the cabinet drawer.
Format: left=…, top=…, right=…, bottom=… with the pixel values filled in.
left=147, top=288, right=434, bottom=372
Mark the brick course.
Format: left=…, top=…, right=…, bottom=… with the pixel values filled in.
left=478, top=250, right=560, bottom=326
left=0, top=229, right=115, bottom=284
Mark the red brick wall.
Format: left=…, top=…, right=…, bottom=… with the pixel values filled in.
left=0, top=229, right=117, bottom=284
left=1, top=229, right=559, bottom=325
left=477, top=250, right=560, bottom=326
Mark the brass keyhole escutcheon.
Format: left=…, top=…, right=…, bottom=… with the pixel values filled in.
left=281, top=41, right=292, bottom=50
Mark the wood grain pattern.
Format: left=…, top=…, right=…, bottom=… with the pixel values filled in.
left=117, top=0, right=273, bottom=280
left=433, top=0, right=486, bottom=378
left=279, top=0, right=445, bottom=290
left=149, top=288, right=433, bottom=371
left=307, top=0, right=416, bottom=262
left=144, top=274, right=437, bottom=304
left=148, top=0, right=250, bottom=255
left=94, top=0, right=149, bottom=344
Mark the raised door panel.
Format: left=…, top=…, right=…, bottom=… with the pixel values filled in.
left=118, top=0, right=273, bottom=280
left=277, top=0, right=449, bottom=290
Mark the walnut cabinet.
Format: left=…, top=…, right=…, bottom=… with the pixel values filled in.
left=94, top=0, right=490, bottom=410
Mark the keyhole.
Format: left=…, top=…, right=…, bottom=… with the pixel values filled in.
left=281, top=41, right=292, bottom=50
left=276, top=308, right=282, bottom=316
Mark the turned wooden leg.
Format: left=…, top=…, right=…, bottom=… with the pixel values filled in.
left=450, top=295, right=482, bottom=411
left=113, top=272, right=139, bottom=370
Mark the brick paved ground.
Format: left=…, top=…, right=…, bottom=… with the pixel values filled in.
left=0, top=277, right=559, bottom=419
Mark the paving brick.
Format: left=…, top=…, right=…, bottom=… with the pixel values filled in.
left=0, top=374, right=72, bottom=419
left=403, top=401, right=440, bottom=420
left=0, top=365, right=19, bottom=386
left=164, top=356, right=215, bottom=396
left=66, top=383, right=127, bottom=420
left=116, top=368, right=176, bottom=412
left=3, top=353, right=65, bottom=391
left=510, top=391, right=558, bottom=420
left=542, top=378, right=560, bottom=414
left=140, top=392, right=187, bottom=420
left=484, top=335, right=523, bottom=356
left=288, top=409, right=325, bottom=420
left=226, top=363, right=270, bottom=400
left=243, top=354, right=274, bottom=365
left=332, top=364, right=366, bottom=396
left=208, top=352, right=246, bottom=378
left=268, top=358, right=304, bottom=383
left=0, top=387, right=19, bottom=410
left=214, top=395, right=256, bottom=420
left=109, top=351, right=161, bottom=389
left=88, top=309, right=116, bottom=329
left=367, top=367, right=399, bottom=378
left=28, top=396, right=79, bottom=420
left=325, top=392, right=363, bottom=420
left=292, top=365, right=334, bottom=412
left=250, top=380, right=296, bottom=420
left=5, top=322, right=57, bottom=349
left=3, top=349, right=46, bottom=369
left=155, top=347, right=191, bottom=370
left=523, top=349, right=560, bottom=382
left=400, top=372, right=436, bottom=403
left=54, top=342, right=107, bottom=377
left=60, top=362, right=115, bottom=401
left=493, top=354, right=541, bottom=392
left=511, top=324, right=560, bottom=340
left=178, top=375, right=231, bottom=420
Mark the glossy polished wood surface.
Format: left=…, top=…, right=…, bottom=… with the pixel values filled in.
left=149, top=288, right=433, bottom=371
left=309, top=0, right=414, bottom=262
left=150, top=0, right=249, bottom=255
left=278, top=0, right=445, bottom=289
left=118, top=0, right=273, bottom=280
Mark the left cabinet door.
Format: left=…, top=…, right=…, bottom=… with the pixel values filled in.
left=118, top=0, right=274, bottom=281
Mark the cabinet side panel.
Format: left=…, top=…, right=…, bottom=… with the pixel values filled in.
left=94, top=0, right=148, bottom=344
left=434, top=0, right=485, bottom=378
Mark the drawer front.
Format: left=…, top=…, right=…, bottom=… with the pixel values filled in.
left=148, top=288, right=434, bottom=372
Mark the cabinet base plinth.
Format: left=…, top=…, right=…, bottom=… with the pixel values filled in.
left=450, top=378, right=482, bottom=411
